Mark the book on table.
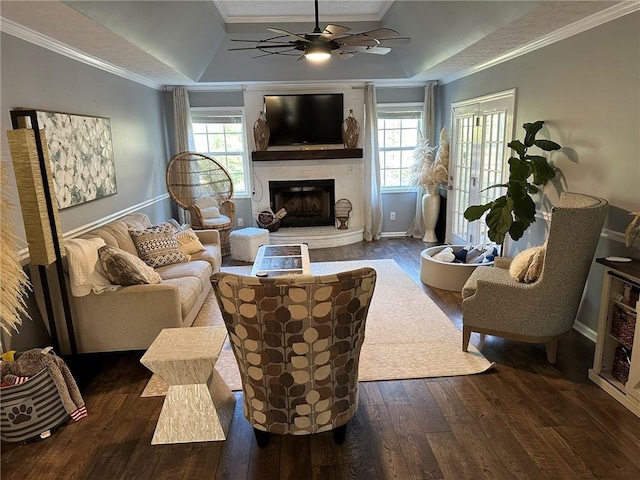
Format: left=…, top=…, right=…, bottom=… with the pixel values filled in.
left=250, top=244, right=310, bottom=276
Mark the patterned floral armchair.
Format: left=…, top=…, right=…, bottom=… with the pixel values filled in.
left=212, top=267, right=377, bottom=447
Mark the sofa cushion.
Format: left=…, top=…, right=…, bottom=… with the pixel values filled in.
left=130, top=223, right=188, bottom=268
left=160, top=277, right=202, bottom=319
left=190, top=245, right=222, bottom=274
left=98, top=246, right=162, bottom=286
left=83, top=220, right=138, bottom=256
left=155, top=260, right=212, bottom=282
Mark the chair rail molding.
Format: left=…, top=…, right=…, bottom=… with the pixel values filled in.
left=18, top=193, right=170, bottom=263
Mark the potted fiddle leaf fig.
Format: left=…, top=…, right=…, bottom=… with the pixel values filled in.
left=464, top=120, right=561, bottom=244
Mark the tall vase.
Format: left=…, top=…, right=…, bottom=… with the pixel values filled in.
left=422, top=184, right=440, bottom=243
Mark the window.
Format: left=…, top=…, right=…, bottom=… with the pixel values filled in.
left=377, top=104, right=423, bottom=191
left=191, top=108, right=250, bottom=197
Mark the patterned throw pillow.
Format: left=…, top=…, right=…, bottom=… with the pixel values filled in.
left=98, top=246, right=162, bottom=286
left=129, top=223, right=188, bottom=268
left=175, top=228, right=206, bottom=255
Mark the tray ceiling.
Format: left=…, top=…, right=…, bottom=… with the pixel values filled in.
left=0, top=1, right=634, bottom=88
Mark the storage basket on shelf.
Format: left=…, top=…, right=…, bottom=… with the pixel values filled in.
left=611, top=304, right=637, bottom=349
left=612, top=345, right=632, bottom=385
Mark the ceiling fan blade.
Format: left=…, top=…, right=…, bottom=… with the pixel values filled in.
left=228, top=45, right=294, bottom=51
left=341, top=45, right=392, bottom=55
left=332, top=50, right=354, bottom=60
left=230, top=39, right=295, bottom=44
left=321, top=24, right=350, bottom=41
left=337, top=36, right=380, bottom=47
left=267, top=28, right=309, bottom=43
left=378, top=37, right=411, bottom=46
left=360, top=46, right=392, bottom=55
left=356, top=28, right=400, bottom=39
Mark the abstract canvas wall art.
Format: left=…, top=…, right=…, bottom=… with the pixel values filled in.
left=35, top=111, right=117, bottom=209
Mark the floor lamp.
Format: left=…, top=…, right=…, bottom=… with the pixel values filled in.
left=7, top=110, right=77, bottom=355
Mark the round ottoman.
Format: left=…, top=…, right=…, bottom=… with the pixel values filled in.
left=420, top=245, right=493, bottom=292
left=230, top=227, right=270, bottom=262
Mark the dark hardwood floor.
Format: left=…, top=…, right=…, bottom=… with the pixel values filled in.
left=2, top=237, right=640, bottom=479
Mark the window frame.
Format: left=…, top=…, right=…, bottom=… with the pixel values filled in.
left=376, top=102, right=424, bottom=193
left=190, top=106, right=252, bottom=198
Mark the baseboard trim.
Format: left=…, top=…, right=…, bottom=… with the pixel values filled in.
left=18, top=194, right=170, bottom=263
left=380, top=231, right=411, bottom=238
left=573, top=320, right=597, bottom=343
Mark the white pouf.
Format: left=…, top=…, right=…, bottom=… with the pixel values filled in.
left=229, top=227, right=270, bottom=262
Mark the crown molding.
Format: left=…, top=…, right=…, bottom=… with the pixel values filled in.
left=440, top=1, right=640, bottom=85
left=0, top=17, right=163, bottom=91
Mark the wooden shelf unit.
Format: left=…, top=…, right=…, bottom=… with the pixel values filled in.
left=251, top=148, right=363, bottom=161
left=588, top=258, right=640, bottom=416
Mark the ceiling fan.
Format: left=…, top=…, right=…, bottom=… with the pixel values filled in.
left=228, top=0, right=410, bottom=61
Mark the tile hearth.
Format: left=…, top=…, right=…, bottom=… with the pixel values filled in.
left=268, top=226, right=364, bottom=249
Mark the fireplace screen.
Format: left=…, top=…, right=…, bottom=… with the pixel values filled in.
left=269, top=179, right=335, bottom=227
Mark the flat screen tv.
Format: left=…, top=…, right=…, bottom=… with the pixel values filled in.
left=264, top=93, right=344, bottom=146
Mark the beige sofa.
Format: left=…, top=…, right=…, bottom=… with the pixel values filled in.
left=67, top=213, right=221, bottom=353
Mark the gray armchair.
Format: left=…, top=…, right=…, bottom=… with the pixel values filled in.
left=461, top=192, right=608, bottom=363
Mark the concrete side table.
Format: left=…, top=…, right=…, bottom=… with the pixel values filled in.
left=140, top=326, right=236, bottom=444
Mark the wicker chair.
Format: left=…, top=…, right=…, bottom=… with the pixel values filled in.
left=212, top=267, right=377, bottom=447
left=166, top=152, right=235, bottom=256
left=461, top=192, right=608, bottom=363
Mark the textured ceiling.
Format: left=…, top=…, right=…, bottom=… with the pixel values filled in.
left=0, top=1, right=633, bottom=88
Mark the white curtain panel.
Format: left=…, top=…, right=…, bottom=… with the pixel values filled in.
left=173, top=87, right=195, bottom=153
left=407, top=81, right=437, bottom=239
left=363, top=84, right=383, bottom=242
left=172, top=87, right=195, bottom=223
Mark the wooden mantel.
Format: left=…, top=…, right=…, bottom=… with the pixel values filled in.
left=251, top=148, right=363, bottom=161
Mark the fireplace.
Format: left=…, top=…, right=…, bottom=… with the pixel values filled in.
left=270, top=179, right=335, bottom=228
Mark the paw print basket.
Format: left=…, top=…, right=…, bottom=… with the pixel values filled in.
left=1, top=368, right=69, bottom=443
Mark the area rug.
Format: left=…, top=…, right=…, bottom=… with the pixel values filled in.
left=141, top=259, right=493, bottom=397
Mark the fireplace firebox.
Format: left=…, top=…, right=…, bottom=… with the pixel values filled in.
left=269, top=179, right=335, bottom=228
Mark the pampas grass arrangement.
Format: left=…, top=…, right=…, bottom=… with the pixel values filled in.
left=409, top=129, right=448, bottom=187
left=0, top=162, right=31, bottom=336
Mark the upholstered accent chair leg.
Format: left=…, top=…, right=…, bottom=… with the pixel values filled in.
left=332, top=424, right=347, bottom=445
left=462, top=325, right=472, bottom=352
left=254, top=428, right=270, bottom=448
left=546, top=340, right=558, bottom=364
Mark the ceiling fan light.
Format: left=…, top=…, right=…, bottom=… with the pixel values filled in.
left=305, top=43, right=331, bottom=62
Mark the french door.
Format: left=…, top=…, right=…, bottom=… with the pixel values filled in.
left=447, top=90, right=515, bottom=246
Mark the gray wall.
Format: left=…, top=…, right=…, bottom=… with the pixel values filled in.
left=1, top=33, right=173, bottom=350
left=438, top=12, right=640, bottom=332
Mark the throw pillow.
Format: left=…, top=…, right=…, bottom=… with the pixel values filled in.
left=175, top=228, right=206, bottom=255
left=98, top=246, right=162, bottom=286
left=129, top=223, right=189, bottom=268
left=65, top=238, right=118, bottom=296
left=432, top=247, right=455, bottom=262
left=509, top=246, right=544, bottom=282
left=524, top=246, right=546, bottom=283
left=165, top=218, right=182, bottom=232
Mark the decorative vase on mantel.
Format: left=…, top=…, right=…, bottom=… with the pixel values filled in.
left=342, top=109, right=359, bottom=148
left=253, top=112, right=270, bottom=151
left=422, top=184, right=440, bottom=243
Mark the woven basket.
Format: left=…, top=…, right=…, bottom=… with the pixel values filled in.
left=611, top=304, right=636, bottom=349
left=612, top=346, right=631, bottom=385
left=0, top=368, right=69, bottom=442
left=257, top=211, right=281, bottom=232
